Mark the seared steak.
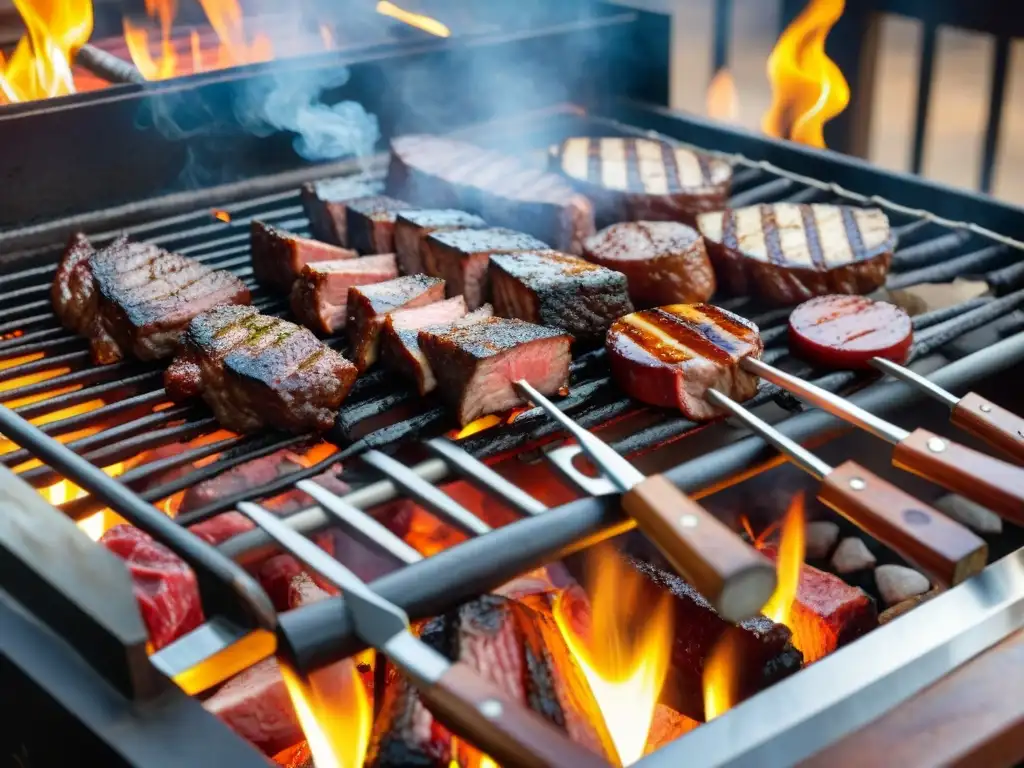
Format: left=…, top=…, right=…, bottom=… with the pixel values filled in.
left=551, top=136, right=732, bottom=227
left=345, top=195, right=418, bottom=254
left=387, top=134, right=596, bottom=254
left=490, top=250, right=633, bottom=341
left=52, top=232, right=123, bottom=335
left=347, top=275, right=445, bottom=370
left=165, top=305, right=357, bottom=434
left=583, top=221, right=716, bottom=307
left=300, top=176, right=377, bottom=246
left=418, top=316, right=572, bottom=426
left=696, top=204, right=895, bottom=305
left=289, top=254, right=399, bottom=335
left=422, top=227, right=548, bottom=310
left=250, top=220, right=356, bottom=292
left=393, top=208, right=486, bottom=275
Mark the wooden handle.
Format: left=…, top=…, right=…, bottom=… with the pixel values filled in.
left=622, top=474, right=777, bottom=623
left=950, top=392, right=1024, bottom=464
left=892, top=428, right=1024, bottom=525
left=421, top=661, right=611, bottom=768
left=818, top=461, right=988, bottom=587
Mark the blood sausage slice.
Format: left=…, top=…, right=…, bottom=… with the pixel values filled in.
left=788, top=294, right=913, bottom=370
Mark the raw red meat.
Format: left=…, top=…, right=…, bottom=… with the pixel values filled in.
left=788, top=295, right=913, bottom=370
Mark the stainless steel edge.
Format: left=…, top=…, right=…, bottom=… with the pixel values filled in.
left=545, top=444, right=619, bottom=496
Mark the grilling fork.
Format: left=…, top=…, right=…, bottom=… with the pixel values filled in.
left=514, top=380, right=777, bottom=623
left=238, top=501, right=610, bottom=768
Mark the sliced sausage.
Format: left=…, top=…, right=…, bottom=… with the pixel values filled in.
left=788, top=295, right=913, bottom=370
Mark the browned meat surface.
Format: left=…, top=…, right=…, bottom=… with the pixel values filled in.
left=583, top=221, right=716, bottom=307
left=490, top=250, right=633, bottom=341
left=250, top=220, right=356, bottom=292
left=289, top=254, right=399, bottom=335
left=419, top=316, right=572, bottom=426
left=387, top=134, right=596, bottom=254
left=551, top=136, right=732, bottom=227
left=421, top=227, right=548, bottom=310
left=52, top=232, right=126, bottom=335
left=383, top=304, right=494, bottom=395
left=606, top=303, right=763, bottom=421
left=164, top=305, right=357, bottom=434
left=366, top=595, right=617, bottom=767
left=300, top=176, right=377, bottom=246
left=393, top=208, right=487, bottom=275
left=347, top=275, right=445, bottom=371
left=696, top=204, right=895, bottom=306
left=346, top=195, right=418, bottom=254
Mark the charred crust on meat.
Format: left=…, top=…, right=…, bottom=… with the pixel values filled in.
left=300, top=176, right=378, bottom=246
left=345, top=195, right=419, bottom=254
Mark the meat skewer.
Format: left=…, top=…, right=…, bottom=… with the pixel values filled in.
left=515, top=380, right=776, bottom=622
left=237, top=502, right=611, bottom=768
left=704, top=388, right=988, bottom=587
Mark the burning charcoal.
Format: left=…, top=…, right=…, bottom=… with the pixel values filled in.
left=345, top=195, right=419, bottom=254
left=250, top=220, right=357, bottom=293
left=643, top=705, right=699, bottom=756
left=289, top=254, right=400, bottom=335
left=273, top=742, right=313, bottom=768
left=347, top=275, right=446, bottom=370
left=934, top=494, right=1003, bottom=535
left=874, top=564, right=931, bottom=607
left=830, top=537, right=876, bottom=575
left=805, top=520, right=840, bottom=560
left=878, top=588, right=941, bottom=625
left=393, top=208, right=486, bottom=275
left=301, top=177, right=378, bottom=246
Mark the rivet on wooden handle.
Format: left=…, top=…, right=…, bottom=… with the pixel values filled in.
left=892, top=428, right=1024, bottom=525
left=950, top=392, right=1024, bottom=465
left=622, top=474, right=777, bottom=623
left=423, top=660, right=611, bottom=768
left=818, top=461, right=988, bottom=587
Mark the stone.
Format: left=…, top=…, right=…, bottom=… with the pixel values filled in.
left=934, top=494, right=1002, bottom=535
left=830, top=537, right=876, bottom=574
left=806, top=521, right=840, bottom=560
left=878, top=589, right=942, bottom=625
left=875, top=564, right=930, bottom=607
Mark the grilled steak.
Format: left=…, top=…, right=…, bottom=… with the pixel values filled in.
left=419, top=316, right=572, bottom=426
left=250, top=220, right=356, bottom=292
left=387, top=134, right=596, bottom=254
left=551, top=136, right=732, bottom=227
left=606, top=303, right=763, bottom=420
left=300, top=176, right=378, bottom=246
left=422, top=227, right=548, bottom=310
left=53, top=233, right=251, bottom=364
left=583, top=221, right=716, bottom=307
left=490, top=250, right=633, bottom=341
left=383, top=304, right=494, bottom=395
left=289, top=254, right=399, bottom=335
left=347, top=275, right=445, bottom=371
left=393, top=208, right=486, bottom=275
left=164, top=305, right=358, bottom=434
left=696, top=204, right=896, bottom=305
left=346, top=195, right=418, bottom=254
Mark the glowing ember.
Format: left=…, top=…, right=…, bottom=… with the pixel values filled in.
left=706, top=68, right=739, bottom=122
left=211, top=209, right=231, bottom=223
left=702, top=632, right=741, bottom=720
left=450, top=414, right=502, bottom=440
left=762, top=0, right=849, bottom=148
left=760, top=493, right=805, bottom=628
left=376, top=1, right=451, bottom=38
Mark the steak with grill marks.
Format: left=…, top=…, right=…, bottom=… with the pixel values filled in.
left=250, top=220, right=356, bottom=292
left=346, top=195, right=419, bottom=254
left=393, top=208, right=486, bottom=275
left=418, top=316, right=572, bottom=426
left=347, top=275, right=445, bottom=371
left=52, top=232, right=126, bottom=335
left=164, top=305, right=357, bottom=434
left=489, top=250, right=633, bottom=341
left=696, top=203, right=895, bottom=306
left=387, top=134, right=596, bottom=254
left=289, top=254, right=399, bottom=335
left=300, top=176, right=377, bottom=246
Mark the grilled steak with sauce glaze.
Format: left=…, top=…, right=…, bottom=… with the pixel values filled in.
left=347, top=275, right=446, bottom=370
left=300, top=177, right=377, bottom=246
left=393, top=208, right=487, bottom=275
left=345, top=195, right=418, bottom=254
left=289, top=254, right=399, bottom=335
left=250, top=220, right=356, bottom=292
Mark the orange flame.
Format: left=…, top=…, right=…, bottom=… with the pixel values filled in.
left=706, top=68, right=739, bottom=122
left=760, top=493, right=805, bottom=628
left=762, top=0, right=850, bottom=148
left=450, top=414, right=502, bottom=440
left=375, top=1, right=451, bottom=38
left=702, top=632, right=741, bottom=720
left=212, top=209, right=231, bottom=223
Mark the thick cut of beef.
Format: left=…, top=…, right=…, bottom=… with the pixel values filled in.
left=180, top=448, right=307, bottom=513
left=366, top=594, right=618, bottom=767
left=382, top=304, right=493, bottom=395
left=289, top=254, right=399, bottom=335
left=393, top=208, right=487, bottom=275
left=582, top=221, right=717, bottom=307
left=250, top=220, right=356, bottom=292
left=164, top=305, right=358, bottom=434
left=347, top=275, right=445, bottom=370
left=490, top=250, right=633, bottom=341
left=387, top=134, right=596, bottom=254
left=300, top=177, right=378, bottom=246
left=422, top=227, right=548, bottom=310
left=346, top=195, right=419, bottom=254
left=52, top=232, right=125, bottom=335
left=696, top=204, right=896, bottom=305
left=418, top=316, right=572, bottom=426
left=552, top=136, right=733, bottom=227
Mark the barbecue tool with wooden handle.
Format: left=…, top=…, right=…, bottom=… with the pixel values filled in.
left=238, top=501, right=610, bottom=768
left=741, top=357, right=1024, bottom=524
left=515, top=380, right=777, bottom=623
left=705, top=390, right=988, bottom=587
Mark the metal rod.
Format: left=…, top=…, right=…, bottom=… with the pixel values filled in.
left=75, top=43, right=147, bottom=85
left=980, top=35, right=1011, bottom=193
left=910, top=20, right=938, bottom=175
left=869, top=357, right=959, bottom=409
left=426, top=438, right=546, bottom=517
left=711, top=0, right=733, bottom=73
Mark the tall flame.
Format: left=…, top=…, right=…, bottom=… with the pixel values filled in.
left=762, top=0, right=850, bottom=148
left=702, top=632, right=741, bottom=721
left=760, top=493, right=805, bottom=627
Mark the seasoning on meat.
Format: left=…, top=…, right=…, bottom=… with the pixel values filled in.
left=164, top=305, right=358, bottom=434
left=490, top=250, right=633, bottom=341
left=788, top=294, right=913, bottom=370
left=696, top=203, right=896, bottom=306
left=393, top=208, right=486, bottom=275
left=552, top=136, right=732, bottom=227
left=347, top=275, right=445, bottom=370
left=345, top=195, right=419, bottom=254
left=606, top=303, right=763, bottom=421
left=250, top=220, right=356, bottom=292
left=300, top=176, right=378, bottom=246
left=387, top=134, right=596, bottom=254
left=289, top=254, right=399, bottom=335
left=583, top=221, right=716, bottom=307
left=419, top=316, right=572, bottom=426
